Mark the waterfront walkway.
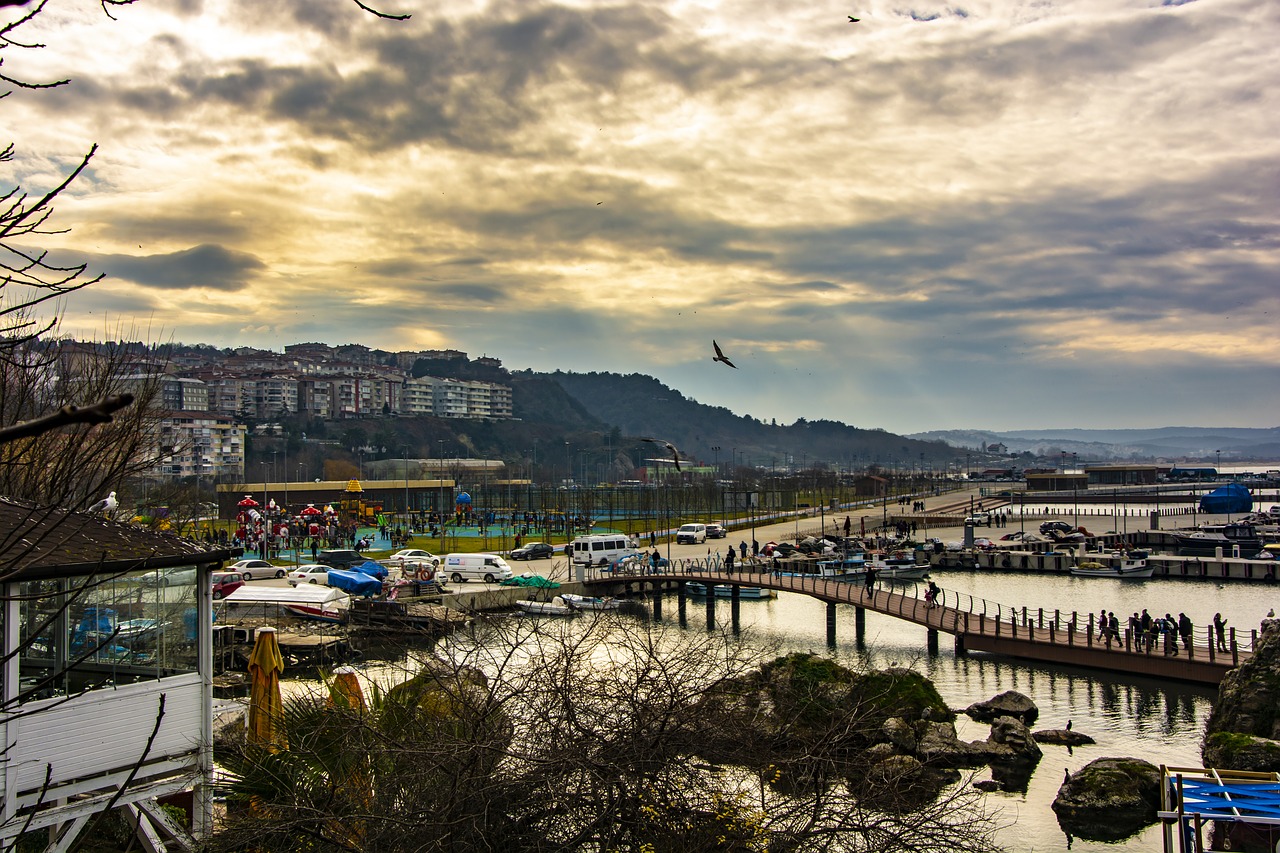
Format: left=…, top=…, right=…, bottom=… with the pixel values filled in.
left=587, top=569, right=1250, bottom=686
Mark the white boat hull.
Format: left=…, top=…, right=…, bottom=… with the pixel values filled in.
left=515, top=597, right=576, bottom=615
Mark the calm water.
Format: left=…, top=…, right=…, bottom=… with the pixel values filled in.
left=651, top=570, right=1277, bottom=853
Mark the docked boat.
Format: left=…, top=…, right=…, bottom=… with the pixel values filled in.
left=559, top=592, right=623, bottom=611
left=685, top=582, right=775, bottom=599
left=1069, top=551, right=1154, bottom=579
left=514, top=597, right=576, bottom=616
left=1171, top=522, right=1263, bottom=557
left=871, top=561, right=931, bottom=581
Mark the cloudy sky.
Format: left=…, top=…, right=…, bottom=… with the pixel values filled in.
left=4, top=0, right=1277, bottom=435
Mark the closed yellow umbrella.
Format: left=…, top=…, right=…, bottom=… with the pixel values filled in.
left=327, top=665, right=366, bottom=712
left=247, top=627, right=286, bottom=750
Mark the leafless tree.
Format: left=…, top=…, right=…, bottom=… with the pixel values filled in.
left=211, top=617, right=1004, bottom=852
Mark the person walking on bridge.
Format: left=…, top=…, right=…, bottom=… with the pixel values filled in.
left=1214, top=613, right=1228, bottom=652
left=864, top=565, right=878, bottom=601
left=1178, top=613, right=1193, bottom=654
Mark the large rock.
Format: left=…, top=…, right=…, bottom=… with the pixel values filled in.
left=915, top=720, right=983, bottom=767
left=1034, top=728, right=1097, bottom=747
left=965, top=690, right=1039, bottom=725
left=1052, top=757, right=1161, bottom=842
left=1202, top=619, right=1280, bottom=770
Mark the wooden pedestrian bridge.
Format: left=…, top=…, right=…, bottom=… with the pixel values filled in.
left=584, top=567, right=1253, bottom=687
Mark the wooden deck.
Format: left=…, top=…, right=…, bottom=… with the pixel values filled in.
left=589, top=571, right=1249, bottom=686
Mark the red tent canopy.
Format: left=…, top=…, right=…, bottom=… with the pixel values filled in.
left=237, top=496, right=261, bottom=507
left=300, top=504, right=323, bottom=516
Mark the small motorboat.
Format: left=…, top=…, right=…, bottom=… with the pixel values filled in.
left=283, top=603, right=347, bottom=623
left=514, top=597, right=576, bottom=616
left=559, top=593, right=623, bottom=611
left=685, top=582, right=775, bottom=599
left=1069, top=551, right=1154, bottom=579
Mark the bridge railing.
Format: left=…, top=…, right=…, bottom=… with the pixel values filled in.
left=592, top=554, right=1257, bottom=660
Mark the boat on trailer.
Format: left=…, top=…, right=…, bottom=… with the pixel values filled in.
left=1069, top=551, right=1154, bottom=579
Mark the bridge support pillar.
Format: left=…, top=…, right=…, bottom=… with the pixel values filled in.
left=677, top=584, right=687, bottom=627
left=730, top=587, right=741, bottom=634
left=927, top=628, right=938, bottom=655
left=954, top=633, right=966, bottom=656
left=826, top=602, right=837, bottom=647
left=652, top=584, right=662, bottom=621
left=855, top=606, right=865, bottom=649
left=705, top=587, right=716, bottom=630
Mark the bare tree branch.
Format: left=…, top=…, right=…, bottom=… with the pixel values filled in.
left=0, top=393, right=134, bottom=444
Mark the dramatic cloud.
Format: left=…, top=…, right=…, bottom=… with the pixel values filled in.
left=2, top=0, right=1277, bottom=433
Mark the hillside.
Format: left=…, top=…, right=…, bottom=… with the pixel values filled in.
left=543, top=371, right=957, bottom=471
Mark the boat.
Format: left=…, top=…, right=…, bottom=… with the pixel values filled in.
left=559, top=592, right=623, bottom=611
left=283, top=603, right=347, bottom=623
left=514, top=597, right=576, bottom=616
left=1069, top=551, right=1155, bottom=579
left=871, top=561, right=931, bottom=581
left=1171, top=522, right=1263, bottom=557
left=777, top=556, right=860, bottom=579
left=685, top=582, right=775, bottom=599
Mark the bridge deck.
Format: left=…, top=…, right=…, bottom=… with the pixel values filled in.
left=588, top=571, right=1248, bottom=686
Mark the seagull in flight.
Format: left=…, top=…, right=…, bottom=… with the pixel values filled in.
left=712, top=340, right=737, bottom=369
left=849, top=15, right=860, bottom=22
left=641, top=438, right=682, bottom=471
left=87, top=491, right=118, bottom=515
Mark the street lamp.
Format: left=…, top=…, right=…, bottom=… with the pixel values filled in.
left=1215, top=449, right=1222, bottom=476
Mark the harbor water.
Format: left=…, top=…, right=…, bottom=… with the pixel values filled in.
left=652, top=569, right=1277, bottom=852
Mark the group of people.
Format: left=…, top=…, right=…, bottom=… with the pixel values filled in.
left=1091, top=609, right=1232, bottom=655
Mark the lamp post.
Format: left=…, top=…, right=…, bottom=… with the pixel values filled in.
left=1215, top=449, right=1222, bottom=477
left=402, top=445, right=410, bottom=519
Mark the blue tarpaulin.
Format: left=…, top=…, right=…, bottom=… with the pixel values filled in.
left=327, top=569, right=383, bottom=597
left=1199, top=483, right=1253, bottom=514
left=352, top=560, right=388, bottom=580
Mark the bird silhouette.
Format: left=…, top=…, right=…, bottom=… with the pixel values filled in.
left=712, top=340, right=737, bottom=369
left=849, top=15, right=860, bottom=22
left=1063, top=768, right=1072, bottom=784
left=87, top=491, right=118, bottom=515
left=640, top=437, right=681, bottom=471
left=1065, top=719, right=1072, bottom=731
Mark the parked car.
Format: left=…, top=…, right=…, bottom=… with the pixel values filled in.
left=141, top=566, right=196, bottom=587
left=211, top=571, right=245, bottom=599
left=965, top=512, right=990, bottom=526
left=227, top=559, right=285, bottom=581
left=676, top=523, right=708, bottom=544
left=511, top=542, right=556, bottom=560
left=288, top=564, right=333, bottom=586
left=387, top=549, right=441, bottom=569
left=316, top=549, right=367, bottom=571
left=1040, top=521, right=1073, bottom=535
left=705, top=523, right=727, bottom=539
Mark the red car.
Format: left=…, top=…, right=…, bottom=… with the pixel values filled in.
left=211, top=571, right=245, bottom=599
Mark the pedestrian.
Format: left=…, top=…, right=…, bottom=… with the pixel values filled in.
left=844, top=516, right=852, bottom=537
left=725, top=548, right=735, bottom=572
left=650, top=531, right=657, bottom=548
left=1178, top=612, right=1193, bottom=653
left=864, top=565, right=877, bottom=600
left=739, top=541, right=748, bottom=561
left=1213, top=613, right=1228, bottom=652
left=1108, top=611, right=1119, bottom=644
left=926, top=580, right=940, bottom=608
left=1163, top=613, right=1178, bottom=656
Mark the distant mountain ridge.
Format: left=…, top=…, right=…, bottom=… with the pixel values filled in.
left=908, top=427, right=1280, bottom=463
left=542, top=371, right=958, bottom=469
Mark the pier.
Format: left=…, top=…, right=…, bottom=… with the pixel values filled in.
left=586, top=570, right=1252, bottom=686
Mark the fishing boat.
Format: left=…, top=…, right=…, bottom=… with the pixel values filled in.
left=1069, top=551, right=1154, bottom=579
left=871, top=561, right=931, bottom=581
left=560, top=592, right=623, bottom=611
left=283, top=603, right=347, bottom=623
left=514, top=597, right=576, bottom=616
left=685, top=582, right=775, bottom=599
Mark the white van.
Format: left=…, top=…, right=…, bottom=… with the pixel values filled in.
left=571, top=534, right=636, bottom=567
left=441, top=553, right=514, bottom=584
left=676, top=523, right=707, bottom=544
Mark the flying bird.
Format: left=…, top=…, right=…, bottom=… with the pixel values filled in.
left=640, top=437, right=681, bottom=471
left=87, top=491, right=118, bottom=515
left=712, top=340, right=737, bottom=369
left=849, top=15, right=860, bottom=22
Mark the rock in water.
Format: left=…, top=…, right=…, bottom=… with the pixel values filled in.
left=1034, top=728, right=1097, bottom=747
left=1053, top=757, right=1161, bottom=842
left=965, top=690, right=1039, bottom=724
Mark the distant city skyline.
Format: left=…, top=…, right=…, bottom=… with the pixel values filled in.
left=5, top=0, right=1277, bottom=435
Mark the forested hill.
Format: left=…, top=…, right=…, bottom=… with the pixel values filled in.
left=542, top=370, right=954, bottom=469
